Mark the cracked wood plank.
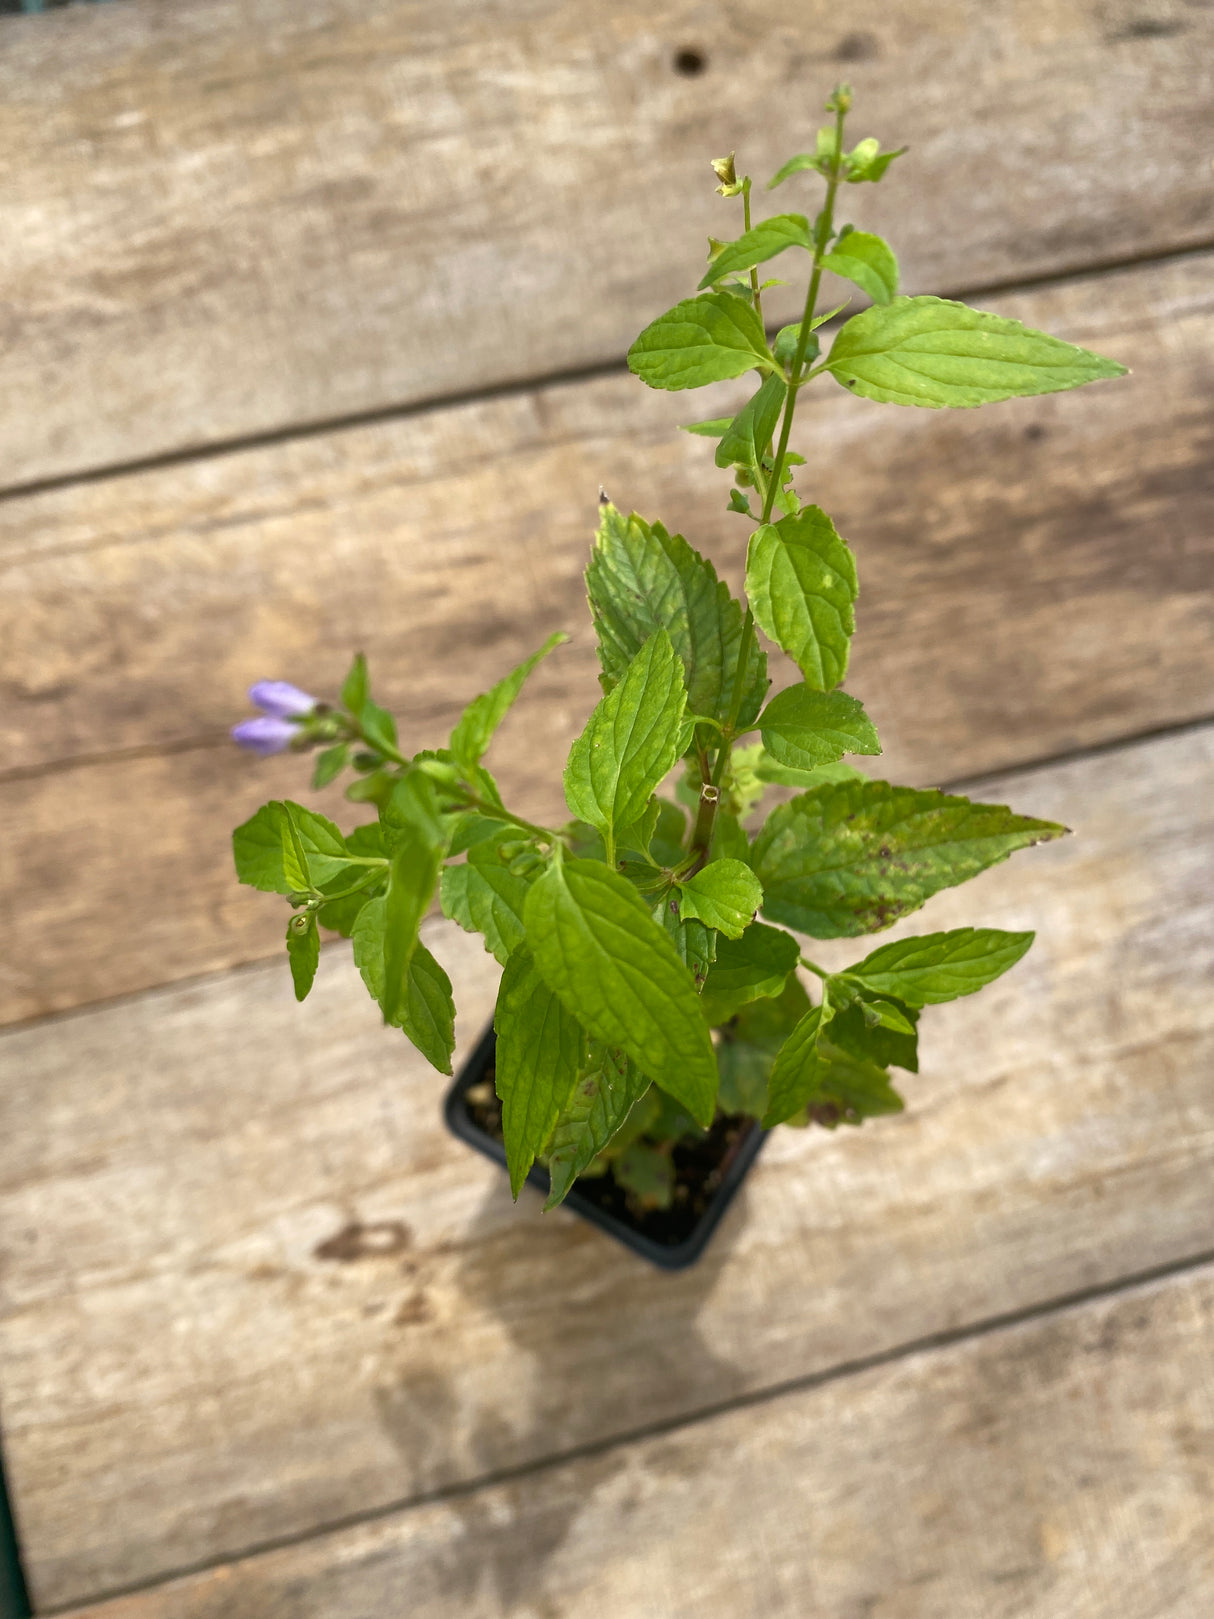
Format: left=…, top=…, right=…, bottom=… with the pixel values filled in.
left=2, top=726, right=1211, bottom=1606
left=1, top=0, right=1212, bottom=485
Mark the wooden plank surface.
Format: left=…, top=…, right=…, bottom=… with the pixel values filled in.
left=3, top=726, right=1211, bottom=1608
left=2, top=0, right=1212, bottom=488
left=57, top=1263, right=1214, bottom=1619
left=3, top=253, right=1211, bottom=1026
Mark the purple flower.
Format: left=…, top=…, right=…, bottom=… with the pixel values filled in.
left=232, top=680, right=318, bottom=754
left=247, top=681, right=317, bottom=719
left=231, top=715, right=303, bottom=756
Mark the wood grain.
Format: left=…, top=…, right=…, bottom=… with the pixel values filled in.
left=3, top=727, right=1211, bottom=1607
left=2, top=253, right=1210, bottom=1024
left=2, top=0, right=1212, bottom=487
left=56, top=1264, right=1214, bottom=1619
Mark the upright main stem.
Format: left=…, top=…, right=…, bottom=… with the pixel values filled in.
left=699, top=102, right=849, bottom=828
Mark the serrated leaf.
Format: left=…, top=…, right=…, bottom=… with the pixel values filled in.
left=359, top=698, right=399, bottom=754
left=627, top=291, right=774, bottom=392
left=233, top=803, right=292, bottom=893
left=493, top=946, right=585, bottom=1197
left=351, top=899, right=456, bottom=1074
left=753, top=778, right=1066, bottom=939
left=697, top=214, right=813, bottom=288
left=587, top=505, right=767, bottom=731
left=449, top=631, right=567, bottom=775
left=715, top=972, right=812, bottom=1116
left=677, top=859, right=763, bottom=940
left=440, top=837, right=534, bottom=966
left=759, top=685, right=881, bottom=771
left=279, top=805, right=313, bottom=893
left=380, top=772, right=447, bottom=1024
left=698, top=920, right=801, bottom=1026
left=715, top=372, right=787, bottom=476
left=286, top=913, right=319, bottom=1001
left=544, top=1043, right=650, bottom=1209
left=822, top=230, right=898, bottom=305
left=746, top=506, right=858, bottom=691
left=340, top=652, right=369, bottom=715
left=826, top=295, right=1127, bottom=408
left=659, top=901, right=717, bottom=991
left=524, top=857, right=718, bottom=1125
left=564, top=630, right=686, bottom=861
left=841, top=927, right=1036, bottom=1005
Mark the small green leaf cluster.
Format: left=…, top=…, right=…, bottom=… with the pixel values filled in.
left=231, top=85, right=1122, bottom=1214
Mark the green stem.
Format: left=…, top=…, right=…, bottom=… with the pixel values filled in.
left=710, top=99, right=851, bottom=801
left=743, top=179, right=763, bottom=328
left=459, top=792, right=561, bottom=847
left=799, top=955, right=831, bottom=980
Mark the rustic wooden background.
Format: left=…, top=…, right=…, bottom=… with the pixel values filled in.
left=1, top=1, right=1212, bottom=1613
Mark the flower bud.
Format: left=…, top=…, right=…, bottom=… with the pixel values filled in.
left=710, top=152, right=736, bottom=187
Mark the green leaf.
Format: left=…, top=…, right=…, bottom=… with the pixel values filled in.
left=359, top=699, right=399, bottom=754
left=841, top=927, right=1036, bottom=1005
left=679, top=416, right=734, bottom=438
left=822, top=230, right=898, bottom=305
left=587, top=504, right=767, bottom=731
left=763, top=1002, right=830, bottom=1126
left=759, top=686, right=881, bottom=771
left=698, top=920, right=800, bottom=1026
left=843, top=139, right=907, bottom=184
left=826, top=295, right=1127, bottom=408
left=544, top=1042, right=650, bottom=1209
left=233, top=803, right=292, bottom=893
left=827, top=997, right=920, bottom=1075
left=286, top=912, right=320, bottom=1001
left=524, top=857, right=718, bottom=1126
left=754, top=757, right=867, bottom=790
left=767, top=152, right=828, bottom=189
left=351, top=900, right=456, bottom=1074
left=712, top=808, right=751, bottom=865
left=611, top=1142, right=675, bottom=1211
left=440, top=836, right=534, bottom=966
left=746, top=506, right=858, bottom=691
left=493, top=947, right=585, bottom=1198
left=649, top=798, right=688, bottom=868
left=279, top=806, right=312, bottom=893
left=627, top=291, right=774, bottom=392
left=312, top=744, right=350, bottom=790
left=236, top=801, right=351, bottom=894
left=380, top=772, right=447, bottom=1024
left=659, top=902, right=718, bottom=992
left=715, top=972, right=812, bottom=1116
left=715, top=373, right=787, bottom=475
left=753, top=778, right=1066, bottom=938
left=563, top=629, right=686, bottom=861
left=341, top=652, right=369, bottom=715
left=449, top=631, right=568, bottom=775
left=677, top=859, right=763, bottom=940
left=697, top=214, right=812, bottom=288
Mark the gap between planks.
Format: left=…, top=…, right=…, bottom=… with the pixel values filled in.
left=0, top=236, right=1209, bottom=512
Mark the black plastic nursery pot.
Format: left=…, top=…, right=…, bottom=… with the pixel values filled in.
left=444, top=1023, right=766, bottom=1270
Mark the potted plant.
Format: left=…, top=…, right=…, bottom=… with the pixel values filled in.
left=231, top=86, right=1124, bottom=1267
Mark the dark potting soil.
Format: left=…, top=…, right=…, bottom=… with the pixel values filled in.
left=463, top=1063, right=760, bottom=1248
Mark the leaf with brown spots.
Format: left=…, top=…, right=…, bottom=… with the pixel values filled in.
left=752, top=779, right=1065, bottom=938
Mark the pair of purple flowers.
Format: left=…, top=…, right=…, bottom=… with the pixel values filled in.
left=231, top=682, right=318, bottom=756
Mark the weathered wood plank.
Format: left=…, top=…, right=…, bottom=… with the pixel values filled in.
left=3, top=255, right=1211, bottom=1025
left=3, top=727, right=1211, bottom=1607
left=2, top=0, right=1211, bottom=487
left=56, top=1265, right=1214, bottom=1619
